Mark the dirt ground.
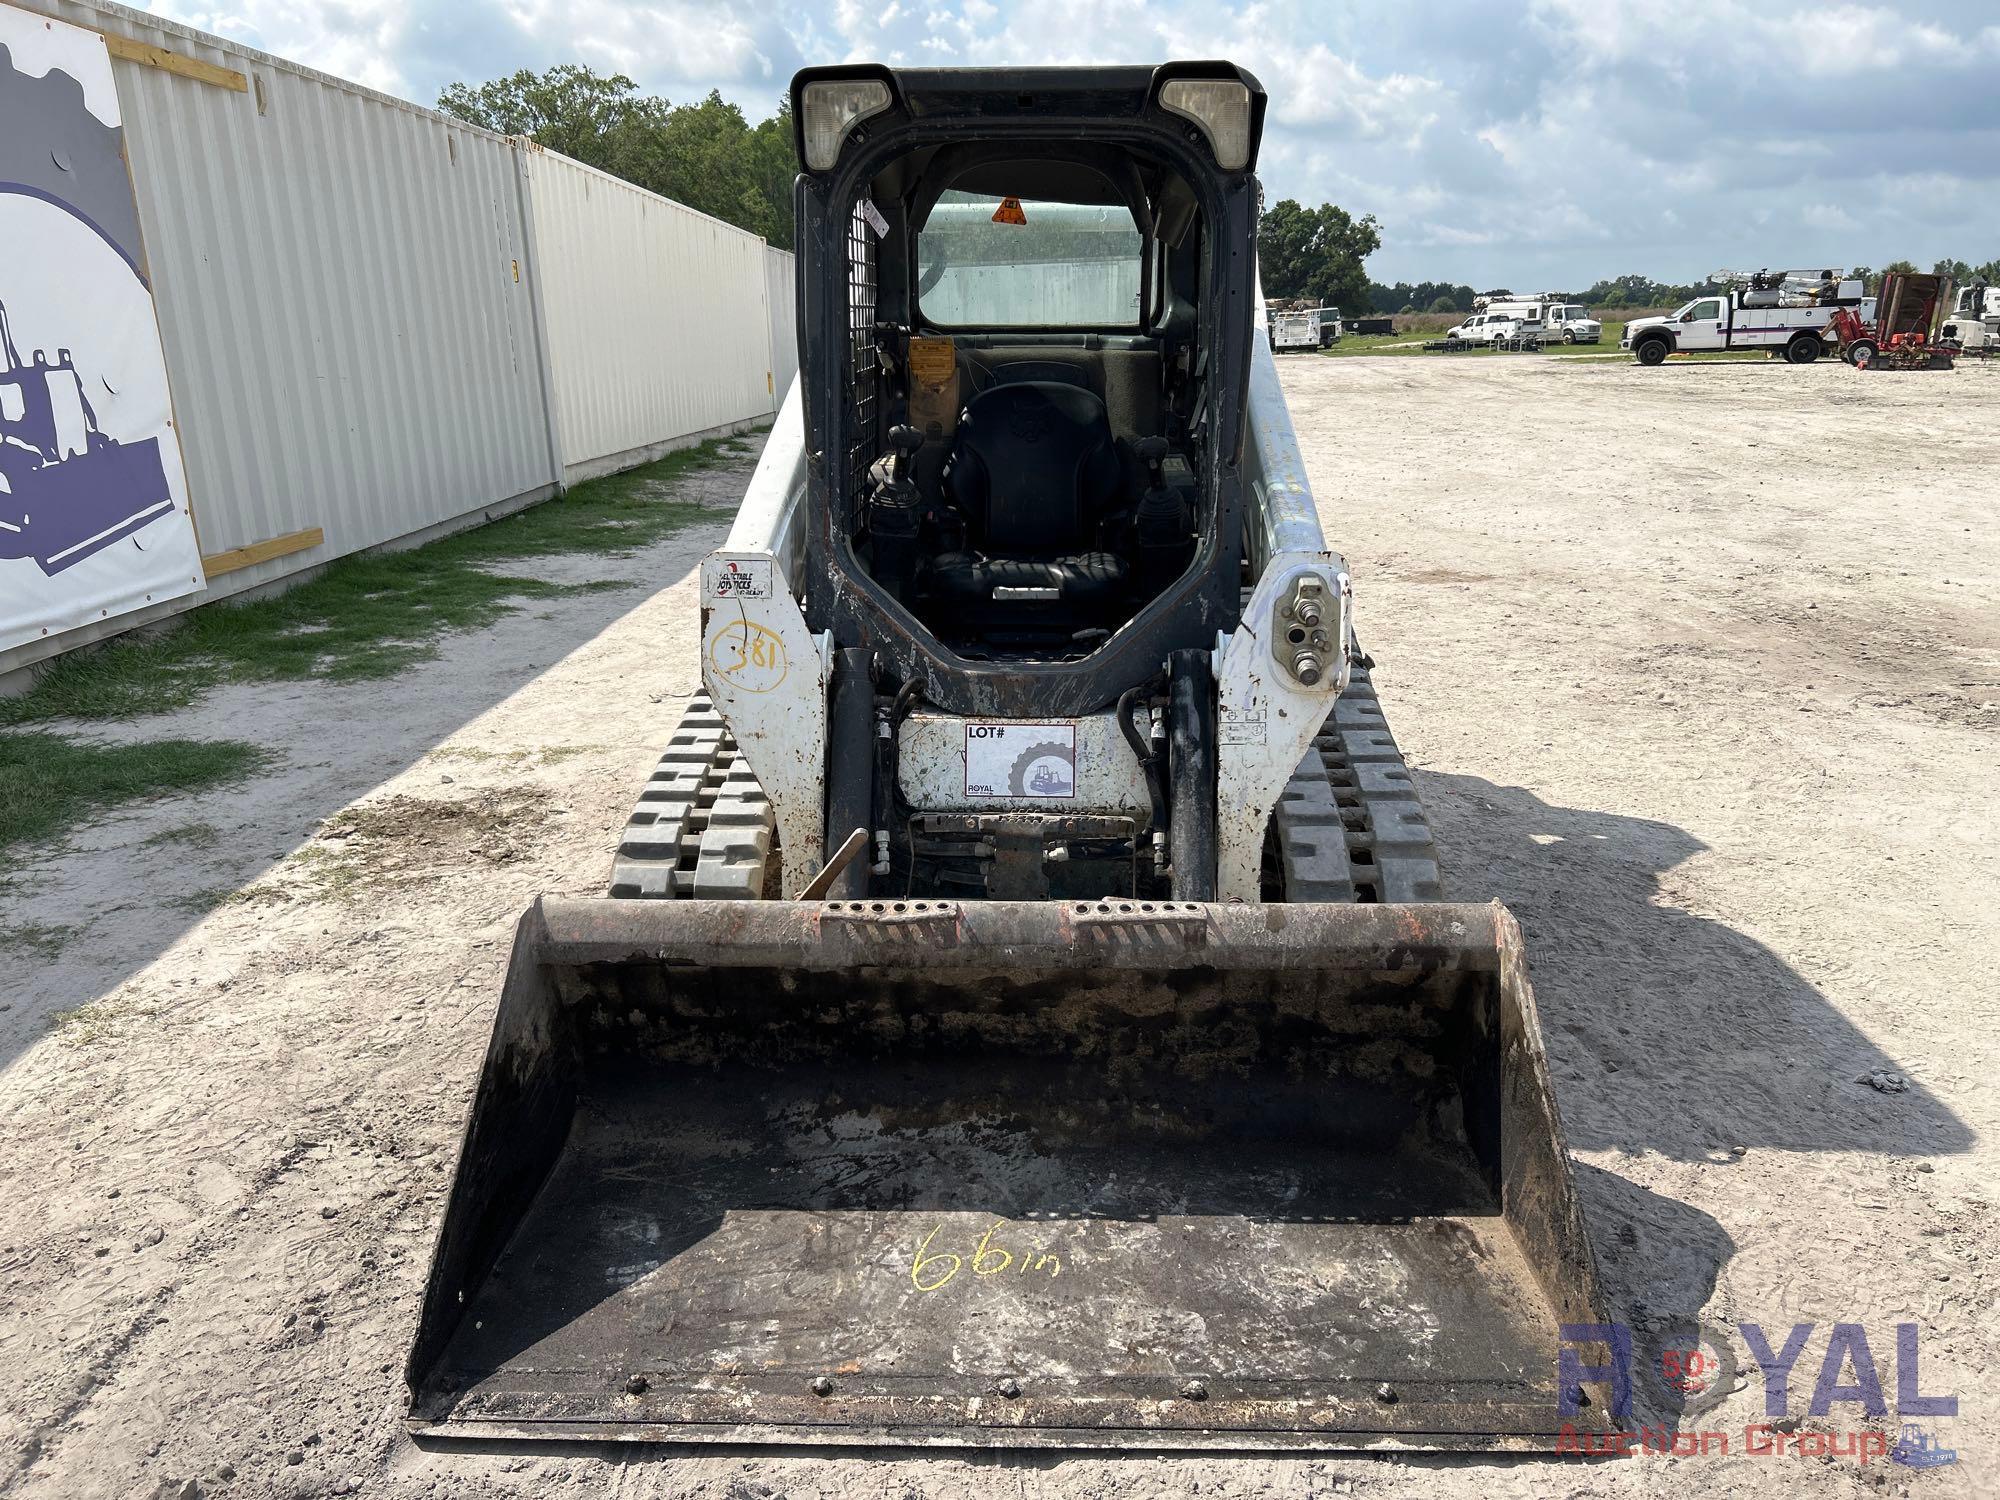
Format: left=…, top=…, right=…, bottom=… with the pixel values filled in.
left=2, top=355, right=1995, bottom=1499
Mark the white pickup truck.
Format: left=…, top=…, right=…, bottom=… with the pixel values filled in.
left=1444, top=312, right=1516, bottom=345
left=1624, top=280, right=1873, bottom=365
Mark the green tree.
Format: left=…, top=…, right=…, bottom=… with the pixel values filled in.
left=438, top=68, right=795, bottom=249
left=1426, top=293, right=1456, bottom=313
left=1258, top=199, right=1381, bottom=312
left=1852, top=262, right=1915, bottom=295
left=437, top=65, right=661, bottom=168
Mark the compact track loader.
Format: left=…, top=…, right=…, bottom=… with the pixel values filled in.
left=406, top=62, right=1612, bottom=1451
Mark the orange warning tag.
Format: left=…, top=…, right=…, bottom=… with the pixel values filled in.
left=991, top=196, right=1027, bottom=225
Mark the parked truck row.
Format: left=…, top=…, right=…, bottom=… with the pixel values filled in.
left=1443, top=298, right=1600, bottom=347
left=1273, top=269, right=1988, bottom=368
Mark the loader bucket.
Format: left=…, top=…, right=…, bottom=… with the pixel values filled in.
left=406, top=898, right=1614, bottom=1450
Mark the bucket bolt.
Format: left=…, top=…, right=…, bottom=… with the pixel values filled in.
left=1375, top=1382, right=1398, bottom=1404
left=810, top=1374, right=836, bottom=1398
left=996, top=1376, right=1022, bottom=1399
left=1179, top=1379, right=1209, bottom=1402
left=625, top=1374, right=649, bottom=1396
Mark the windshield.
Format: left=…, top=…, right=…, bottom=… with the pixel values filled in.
left=917, top=191, right=1142, bottom=327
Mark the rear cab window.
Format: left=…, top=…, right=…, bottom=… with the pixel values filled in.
left=917, top=191, right=1142, bottom=328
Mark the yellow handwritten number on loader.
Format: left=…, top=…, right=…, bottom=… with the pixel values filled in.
left=707, top=619, right=788, bottom=694
left=910, top=1222, right=1060, bottom=1292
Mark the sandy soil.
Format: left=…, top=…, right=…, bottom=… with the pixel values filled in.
left=2, top=356, right=1995, bottom=1499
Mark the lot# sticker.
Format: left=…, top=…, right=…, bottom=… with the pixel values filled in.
left=965, top=723, right=1076, bottom=799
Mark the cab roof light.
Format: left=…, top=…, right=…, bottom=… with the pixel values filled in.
left=801, top=78, right=893, bottom=171
left=1159, top=78, right=1252, bottom=171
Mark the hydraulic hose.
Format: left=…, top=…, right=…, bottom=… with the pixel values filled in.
left=1116, top=681, right=1169, bottom=850
left=825, top=648, right=876, bottom=898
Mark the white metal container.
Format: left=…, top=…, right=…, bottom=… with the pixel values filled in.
left=3, top=0, right=798, bottom=678
left=766, top=247, right=798, bottom=402
left=14, top=0, right=557, bottom=600
left=523, top=145, right=775, bottom=484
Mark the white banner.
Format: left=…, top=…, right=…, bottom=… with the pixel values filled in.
left=0, top=6, right=203, bottom=653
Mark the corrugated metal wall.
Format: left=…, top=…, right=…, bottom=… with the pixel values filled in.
left=526, top=148, right=773, bottom=484
left=766, top=248, right=798, bottom=402
left=19, top=0, right=559, bottom=607
left=4, top=0, right=796, bottom=679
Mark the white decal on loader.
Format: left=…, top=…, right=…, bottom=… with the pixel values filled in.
left=706, top=557, right=773, bottom=600
left=965, top=723, right=1077, bottom=798
left=1221, top=708, right=1268, bottom=745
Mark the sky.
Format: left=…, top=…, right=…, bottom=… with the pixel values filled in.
left=143, top=0, right=2000, bottom=290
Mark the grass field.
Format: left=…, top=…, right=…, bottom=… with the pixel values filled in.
left=0, top=733, right=270, bottom=872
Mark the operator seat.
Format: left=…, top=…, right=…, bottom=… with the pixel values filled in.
left=928, top=381, right=1129, bottom=611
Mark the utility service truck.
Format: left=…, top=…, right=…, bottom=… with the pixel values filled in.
left=404, top=61, right=1614, bottom=1455
left=1544, top=302, right=1601, bottom=343
left=1941, top=283, right=1999, bottom=354
left=1269, top=305, right=1321, bottom=352
left=1623, top=269, right=1871, bottom=365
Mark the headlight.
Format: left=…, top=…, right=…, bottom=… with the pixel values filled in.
left=800, top=78, right=892, bottom=171
left=1159, top=79, right=1253, bottom=170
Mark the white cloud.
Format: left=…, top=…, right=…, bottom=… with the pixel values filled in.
left=1532, top=0, right=1990, bottom=77
left=132, top=0, right=2000, bottom=287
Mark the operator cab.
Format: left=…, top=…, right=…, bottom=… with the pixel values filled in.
left=791, top=66, right=1263, bottom=681
left=853, top=158, right=1204, bottom=657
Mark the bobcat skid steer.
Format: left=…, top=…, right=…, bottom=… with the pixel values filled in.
left=405, top=63, right=1613, bottom=1451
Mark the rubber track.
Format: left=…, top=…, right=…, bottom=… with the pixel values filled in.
left=1273, top=662, right=1444, bottom=904
left=608, top=695, right=775, bottom=899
